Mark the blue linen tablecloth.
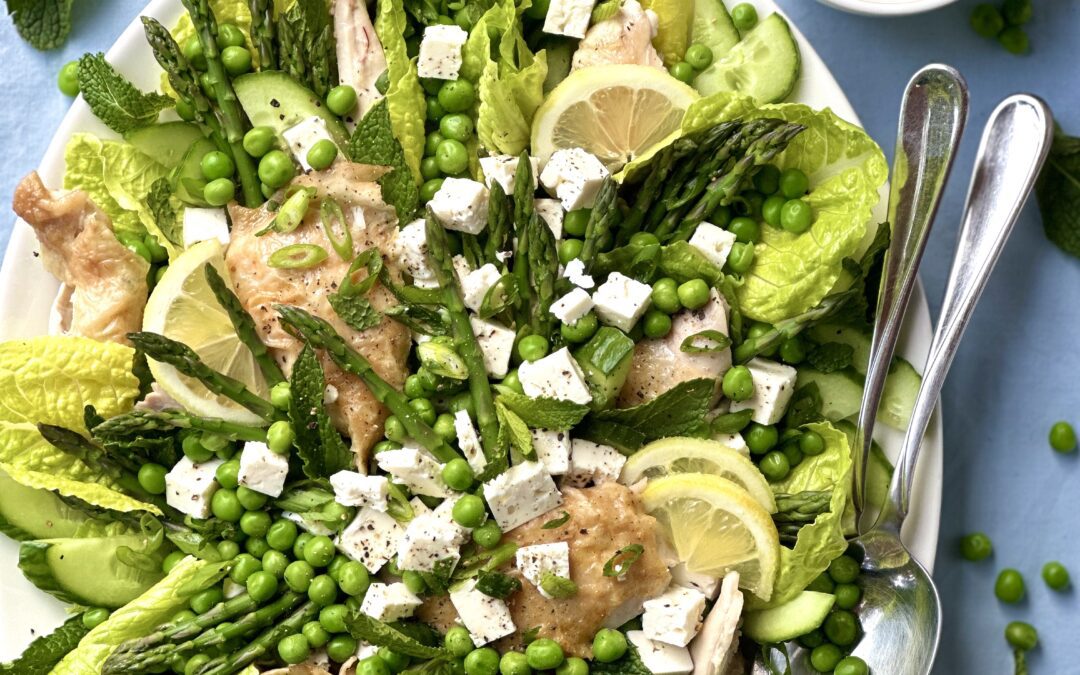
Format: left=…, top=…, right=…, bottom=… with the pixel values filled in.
left=1, top=1, right=1078, bottom=672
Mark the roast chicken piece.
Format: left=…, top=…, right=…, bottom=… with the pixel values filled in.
left=571, top=0, right=664, bottom=72
left=334, top=0, right=388, bottom=125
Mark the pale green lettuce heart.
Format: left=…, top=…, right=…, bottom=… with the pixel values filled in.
left=375, top=0, right=426, bottom=183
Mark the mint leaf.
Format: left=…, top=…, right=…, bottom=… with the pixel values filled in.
left=574, top=418, right=646, bottom=454
left=593, top=378, right=714, bottom=441
left=496, top=399, right=534, bottom=461
left=539, top=571, right=577, bottom=598
left=475, top=570, right=522, bottom=599
left=806, top=342, right=854, bottom=373
left=346, top=612, right=449, bottom=659
left=349, top=99, right=419, bottom=222
left=288, top=344, right=353, bottom=478
left=590, top=642, right=652, bottom=675
left=494, top=387, right=589, bottom=431
left=4, top=0, right=73, bottom=50
left=147, top=178, right=181, bottom=247
left=77, top=53, right=173, bottom=135
left=0, top=614, right=88, bottom=674
left=1036, top=127, right=1080, bottom=258
left=784, top=383, right=824, bottom=428
left=329, top=293, right=382, bottom=332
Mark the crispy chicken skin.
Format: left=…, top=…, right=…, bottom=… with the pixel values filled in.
left=225, top=162, right=409, bottom=467
left=12, top=171, right=149, bottom=345
left=334, top=0, right=388, bottom=125
left=571, top=0, right=664, bottom=72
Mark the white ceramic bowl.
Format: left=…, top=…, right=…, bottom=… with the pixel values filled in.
left=817, top=0, right=959, bottom=17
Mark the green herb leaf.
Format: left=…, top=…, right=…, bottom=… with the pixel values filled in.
left=521, top=626, right=541, bottom=645
left=76, top=53, right=174, bottom=135
left=399, top=659, right=457, bottom=675
left=386, top=482, right=415, bottom=523
left=495, top=399, right=534, bottom=461
left=541, top=511, right=570, bottom=529
left=603, top=544, right=644, bottom=577
left=711, top=409, right=754, bottom=435
left=680, top=329, right=733, bottom=353
left=475, top=570, right=522, bottom=599
left=1036, top=127, right=1080, bottom=258
left=539, top=571, right=578, bottom=599
left=349, top=98, right=419, bottom=221
left=784, top=383, right=824, bottom=428
left=0, top=614, right=88, bottom=674
left=593, top=378, right=715, bottom=441
left=288, top=345, right=353, bottom=479
left=346, top=612, right=449, bottom=659
left=493, top=388, right=589, bottom=431
left=146, top=177, right=181, bottom=247
left=329, top=294, right=383, bottom=332
left=806, top=342, right=854, bottom=373
left=3, top=0, right=73, bottom=50
left=591, top=0, right=624, bottom=23
left=574, top=418, right=646, bottom=455
left=590, top=643, right=652, bottom=675
left=419, top=558, right=458, bottom=595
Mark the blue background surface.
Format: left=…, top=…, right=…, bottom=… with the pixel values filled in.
left=1, top=1, right=1078, bottom=672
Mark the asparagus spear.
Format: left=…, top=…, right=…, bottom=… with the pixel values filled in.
left=248, top=0, right=277, bottom=70
left=203, top=264, right=285, bottom=386
left=274, top=305, right=462, bottom=463
left=195, top=600, right=318, bottom=675
left=424, top=213, right=503, bottom=464
left=577, top=178, right=619, bottom=274
left=732, top=287, right=859, bottom=363
left=527, top=213, right=559, bottom=338
left=92, top=410, right=269, bottom=443
left=512, top=151, right=537, bottom=327
left=128, top=332, right=277, bottom=421
left=484, top=180, right=512, bottom=265
left=617, top=143, right=675, bottom=245
left=107, top=593, right=259, bottom=661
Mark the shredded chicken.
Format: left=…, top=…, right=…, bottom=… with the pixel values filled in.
left=12, top=171, right=149, bottom=345
left=334, top=0, right=388, bottom=126
left=571, top=0, right=664, bottom=72
left=690, top=572, right=744, bottom=675
left=225, top=162, right=410, bottom=468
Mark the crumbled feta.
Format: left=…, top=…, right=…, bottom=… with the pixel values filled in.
left=483, top=461, right=563, bottom=531
left=223, top=579, right=245, bottom=599
left=517, top=347, right=593, bottom=405
left=393, top=219, right=439, bottom=288
left=409, top=497, right=432, bottom=517
left=627, top=630, right=694, bottom=675
left=237, top=441, right=289, bottom=497
left=469, top=316, right=515, bottom=378
left=592, top=271, right=653, bottom=332
left=689, top=222, right=737, bottom=269
left=550, top=287, right=594, bottom=324
left=417, top=24, right=468, bottom=80
left=480, top=154, right=539, bottom=193
left=338, top=507, right=405, bottom=573
left=282, top=116, right=339, bottom=172
left=165, top=457, right=223, bottom=519
left=543, top=0, right=597, bottom=38
left=182, top=208, right=230, bottom=248
left=670, top=563, right=721, bottom=600
left=460, top=263, right=503, bottom=313
left=355, top=642, right=380, bottom=661
left=712, top=433, right=749, bottom=457
left=727, top=357, right=799, bottom=425
left=534, top=198, right=565, bottom=239
left=450, top=579, right=516, bottom=645
left=540, top=148, right=609, bottom=211
left=397, top=509, right=463, bottom=572
left=642, top=585, right=707, bottom=647
left=454, top=410, right=488, bottom=473
left=376, top=446, right=452, bottom=498
left=430, top=178, right=489, bottom=235
left=530, top=429, right=571, bottom=475
left=282, top=510, right=334, bottom=536
left=330, top=471, right=390, bottom=511
left=431, top=495, right=475, bottom=542
left=564, top=439, right=626, bottom=487
left=359, top=582, right=423, bottom=622
left=516, top=542, right=571, bottom=599
left=562, top=259, right=595, bottom=289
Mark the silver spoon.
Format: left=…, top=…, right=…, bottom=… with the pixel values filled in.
left=848, top=93, right=1054, bottom=675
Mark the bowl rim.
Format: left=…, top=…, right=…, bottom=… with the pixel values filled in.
left=817, top=0, right=958, bottom=16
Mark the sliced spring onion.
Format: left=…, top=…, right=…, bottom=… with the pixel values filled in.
left=603, top=544, right=644, bottom=577
left=680, top=329, right=733, bottom=353
left=320, top=198, right=354, bottom=261
left=267, top=243, right=328, bottom=269
left=417, top=340, right=469, bottom=380
left=257, top=186, right=316, bottom=236
left=339, top=247, right=383, bottom=298
left=478, top=274, right=519, bottom=319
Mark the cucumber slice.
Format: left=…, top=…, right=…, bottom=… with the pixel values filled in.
left=879, top=357, right=921, bottom=430
left=0, top=470, right=127, bottom=540
left=742, top=590, right=835, bottom=643
left=234, top=71, right=349, bottom=147
left=693, top=13, right=801, bottom=103
left=806, top=323, right=872, bottom=375
left=691, top=0, right=740, bottom=62
left=574, top=327, right=636, bottom=411
left=795, top=368, right=863, bottom=422
left=835, top=419, right=895, bottom=511
left=125, top=122, right=206, bottom=170
left=19, top=536, right=164, bottom=608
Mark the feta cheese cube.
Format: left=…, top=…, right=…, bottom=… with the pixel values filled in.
left=592, top=272, right=652, bottom=332
left=516, top=542, right=571, bottom=599
left=282, top=510, right=334, bottom=536
left=431, top=496, right=474, bottom=543
left=409, top=497, right=431, bottom=517
left=330, top=471, right=390, bottom=511
left=469, top=316, right=515, bottom=378
left=460, top=263, right=503, bottom=313
left=518, top=347, right=593, bottom=404
left=237, top=441, right=289, bottom=497
left=397, top=510, right=463, bottom=572
left=550, top=287, right=594, bottom=324
left=712, top=433, right=749, bottom=457
left=454, top=410, right=488, bottom=473
left=355, top=642, right=380, bottom=661
left=393, top=219, right=439, bottom=288
left=688, top=222, right=737, bottom=269
left=727, top=357, right=799, bottom=425
left=450, top=579, right=516, bottom=645
left=182, top=208, right=230, bottom=248
left=543, top=0, right=597, bottom=38
left=480, top=154, right=539, bottom=193
left=483, top=461, right=563, bottom=531
left=627, top=631, right=694, bottom=675
left=376, top=447, right=452, bottom=498
left=430, top=178, right=489, bottom=235
left=417, top=24, right=468, bottom=80
left=359, top=582, right=423, bottom=622
left=670, top=563, right=721, bottom=600
left=534, top=198, right=564, bottom=239
left=642, top=585, right=707, bottom=647
left=338, top=508, right=405, bottom=573
left=282, top=116, right=338, bottom=172
left=563, top=439, right=626, bottom=487
left=540, top=148, right=609, bottom=211
left=562, top=259, right=594, bottom=289
left=530, top=429, right=571, bottom=475
left=165, top=457, right=223, bottom=519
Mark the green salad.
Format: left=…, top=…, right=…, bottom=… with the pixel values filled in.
left=1, top=1, right=922, bottom=674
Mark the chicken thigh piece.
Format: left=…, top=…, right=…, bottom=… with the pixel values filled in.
left=334, top=0, right=388, bottom=125
left=571, top=0, right=665, bottom=72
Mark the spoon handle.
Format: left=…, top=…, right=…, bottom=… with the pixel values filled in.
left=879, top=94, right=1054, bottom=532
left=853, top=65, right=968, bottom=518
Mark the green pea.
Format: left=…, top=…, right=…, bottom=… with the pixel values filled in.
left=182, top=35, right=207, bottom=70
left=561, top=313, right=599, bottom=343
left=834, top=656, right=869, bottom=675
left=798, top=628, right=825, bottom=649
left=454, top=494, right=487, bottom=529
left=137, top=463, right=168, bottom=495
left=499, top=652, right=531, bottom=675
left=555, top=657, right=588, bottom=675
left=426, top=96, right=446, bottom=123
left=338, top=560, right=371, bottom=596
left=761, top=194, right=786, bottom=227
left=307, top=139, right=339, bottom=171
left=449, top=391, right=477, bottom=418
left=434, top=412, right=458, bottom=442
left=267, top=420, right=295, bottom=455
left=264, top=519, right=298, bottom=552
left=327, top=85, right=359, bottom=117
left=245, top=536, right=270, bottom=558
left=229, top=553, right=262, bottom=584
left=356, top=655, right=392, bottom=675
left=440, top=113, right=475, bottom=142
left=216, top=23, right=246, bottom=48
left=278, top=633, right=311, bottom=665
left=781, top=443, right=803, bottom=470
left=592, top=628, right=627, bottom=663
left=58, top=60, right=80, bottom=96
left=525, top=638, right=564, bottom=670
left=731, top=2, right=758, bottom=31
left=834, top=583, right=861, bottom=610
left=959, top=532, right=993, bottom=561
left=970, top=3, right=1005, bottom=37
left=1002, top=0, right=1032, bottom=25
left=237, top=485, right=268, bottom=510
left=221, top=45, right=252, bottom=76
left=824, top=610, right=859, bottom=646
left=409, top=397, right=438, bottom=425
left=384, top=415, right=407, bottom=443
left=301, top=620, right=330, bottom=649
left=318, top=603, right=349, bottom=634
left=779, top=168, right=809, bottom=199
left=472, top=519, right=502, bottom=548
left=243, top=127, right=277, bottom=158
left=779, top=199, right=813, bottom=234
left=727, top=216, right=760, bottom=244
left=211, top=488, right=244, bottom=522
left=175, top=98, right=196, bottom=121
left=425, top=130, right=446, bottom=157
left=465, top=647, right=500, bottom=675
left=258, top=150, right=296, bottom=189
left=379, top=647, right=411, bottom=672
left=402, top=570, right=427, bottom=595
left=1042, top=561, right=1070, bottom=591
left=752, top=165, right=781, bottom=195
left=669, top=61, right=695, bottom=83
left=517, top=334, right=550, bottom=362
left=442, top=458, right=476, bottom=491
left=143, top=235, right=168, bottom=264
left=629, top=231, right=660, bottom=247
left=794, top=431, right=823, bottom=457
left=198, top=72, right=217, bottom=99
left=1004, top=621, right=1038, bottom=651
left=445, top=626, right=475, bottom=658
left=328, top=635, right=359, bottom=663
left=436, top=138, right=469, bottom=175
left=563, top=209, right=590, bottom=237
left=676, top=279, right=710, bottom=310
left=726, top=242, right=755, bottom=274
left=437, top=79, right=476, bottom=113
left=648, top=278, right=680, bottom=314
left=217, top=540, right=240, bottom=560
left=684, top=42, right=714, bottom=71
left=81, top=607, right=110, bottom=629
left=190, top=587, right=223, bottom=614
left=304, top=535, right=337, bottom=568
left=710, top=203, right=733, bottom=228
left=828, top=555, right=861, bottom=584
left=404, top=374, right=427, bottom=399
left=421, top=157, right=442, bottom=181
left=744, top=423, right=778, bottom=455
left=558, top=238, right=584, bottom=264
left=293, top=532, right=313, bottom=560
left=758, top=450, right=790, bottom=482
left=421, top=178, right=445, bottom=202
left=1049, top=421, right=1077, bottom=452
left=995, top=568, right=1025, bottom=603
left=240, top=510, right=272, bottom=538
left=308, top=573, right=338, bottom=606
left=722, top=365, right=754, bottom=402
left=262, top=549, right=290, bottom=578
left=283, top=560, right=314, bottom=593
left=642, top=310, right=672, bottom=339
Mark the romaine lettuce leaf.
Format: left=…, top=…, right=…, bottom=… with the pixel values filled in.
left=682, top=93, right=887, bottom=324
left=375, top=0, right=426, bottom=183
left=50, top=556, right=231, bottom=675
left=172, top=0, right=254, bottom=61
left=0, top=462, right=158, bottom=517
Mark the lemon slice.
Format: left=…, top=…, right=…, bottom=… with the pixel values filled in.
left=641, top=473, right=780, bottom=601
left=530, top=64, right=700, bottom=172
left=142, top=239, right=269, bottom=424
left=622, top=437, right=776, bottom=513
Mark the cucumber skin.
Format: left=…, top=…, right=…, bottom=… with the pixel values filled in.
left=692, top=13, right=801, bottom=104
left=742, top=590, right=836, bottom=643
left=18, top=537, right=164, bottom=609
